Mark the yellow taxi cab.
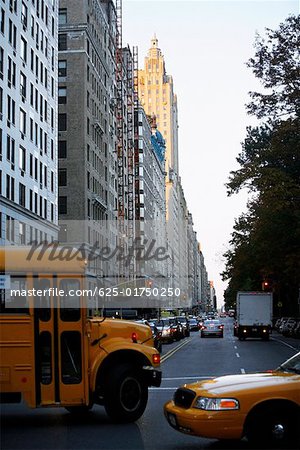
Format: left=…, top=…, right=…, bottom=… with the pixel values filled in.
left=164, top=352, right=300, bottom=446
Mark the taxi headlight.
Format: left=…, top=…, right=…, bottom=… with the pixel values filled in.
left=194, top=397, right=239, bottom=410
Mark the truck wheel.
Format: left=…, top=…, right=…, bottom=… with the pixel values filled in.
left=104, top=363, right=148, bottom=423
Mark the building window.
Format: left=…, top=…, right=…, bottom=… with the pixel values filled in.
left=19, top=221, right=26, bottom=244
left=29, top=189, right=33, bottom=211
left=58, top=113, right=67, bottom=131
left=19, top=183, right=26, bottom=207
left=58, top=60, right=67, bottom=77
left=34, top=192, right=38, bottom=214
left=58, top=196, right=67, bottom=214
left=58, top=86, right=66, bottom=104
left=6, top=135, right=15, bottom=166
left=20, top=108, right=26, bottom=136
left=58, top=168, right=67, bottom=186
left=19, top=146, right=26, bottom=172
left=58, top=8, right=67, bottom=25
left=0, top=47, right=3, bottom=78
left=20, top=36, right=27, bottom=63
left=44, top=166, right=47, bottom=187
left=0, top=8, right=5, bottom=35
left=58, top=140, right=67, bottom=158
left=20, top=72, right=27, bottom=99
left=29, top=154, right=33, bottom=176
left=21, top=2, right=28, bottom=28
left=6, top=216, right=15, bottom=242
left=58, top=34, right=67, bottom=51
left=7, top=57, right=16, bottom=87
left=8, top=20, right=17, bottom=49
left=44, top=199, right=47, bottom=219
left=51, top=171, right=54, bottom=192
left=6, top=175, right=15, bottom=201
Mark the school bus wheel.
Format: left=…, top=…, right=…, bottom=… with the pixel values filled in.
left=104, top=363, right=148, bottom=423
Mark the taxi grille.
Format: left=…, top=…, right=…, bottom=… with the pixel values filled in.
left=174, top=388, right=196, bottom=409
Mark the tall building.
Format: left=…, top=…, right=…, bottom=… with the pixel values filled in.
left=57, top=0, right=118, bottom=290
left=138, top=36, right=180, bottom=295
left=134, top=107, right=166, bottom=281
left=0, top=0, right=59, bottom=245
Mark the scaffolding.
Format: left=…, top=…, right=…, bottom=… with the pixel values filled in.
left=116, top=0, right=124, bottom=220
left=133, top=46, right=140, bottom=222
left=115, top=0, right=126, bottom=282
left=126, top=47, right=135, bottom=277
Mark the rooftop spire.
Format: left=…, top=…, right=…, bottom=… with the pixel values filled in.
left=151, top=34, right=158, bottom=48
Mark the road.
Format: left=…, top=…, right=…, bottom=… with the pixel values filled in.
left=1, top=318, right=299, bottom=450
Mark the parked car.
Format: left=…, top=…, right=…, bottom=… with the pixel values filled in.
left=274, top=317, right=283, bottom=330
left=292, top=320, right=300, bottom=338
left=200, top=319, right=224, bottom=338
left=278, top=317, right=290, bottom=333
left=164, top=352, right=300, bottom=446
left=282, top=318, right=299, bottom=337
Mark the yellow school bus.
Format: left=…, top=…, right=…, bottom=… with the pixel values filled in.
left=0, top=245, right=161, bottom=422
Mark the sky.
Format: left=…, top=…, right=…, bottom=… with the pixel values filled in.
left=122, top=0, right=299, bottom=307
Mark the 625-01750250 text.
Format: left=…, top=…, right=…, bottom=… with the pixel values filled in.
left=96, top=287, right=181, bottom=297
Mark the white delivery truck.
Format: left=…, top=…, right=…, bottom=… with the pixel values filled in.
left=236, top=291, right=273, bottom=340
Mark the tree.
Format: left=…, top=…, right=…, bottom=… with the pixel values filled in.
left=222, top=15, right=300, bottom=315
left=246, top=15, right=300, bottom=120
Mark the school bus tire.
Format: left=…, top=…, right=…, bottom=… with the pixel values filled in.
left=104, top=363, right=148, bottom=423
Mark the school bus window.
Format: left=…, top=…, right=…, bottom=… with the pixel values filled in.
left=34, top=278, right=51, bottom=322
left=1, top=276, right=29, bottom=314
left=60, top=331, right=82, bottom=384
left=39, top=331, right=52, bottom=385
left=59, top=278, right=80, bottom=322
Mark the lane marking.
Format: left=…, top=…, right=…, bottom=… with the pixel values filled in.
left=161, top=337, right=194, bottom=363
left=236, top=353, right=240, bottom=358
left=270, top=337, right=300, bottom=352
left=234, top=345, right=237, bottom=349
left=241, top=368, right=246, bottom=374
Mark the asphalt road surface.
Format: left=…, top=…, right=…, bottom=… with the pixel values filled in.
left=1, top=318, right=299, bottom=450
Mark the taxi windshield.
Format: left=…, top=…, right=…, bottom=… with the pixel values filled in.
left=277, top=352, right=300, bottom=374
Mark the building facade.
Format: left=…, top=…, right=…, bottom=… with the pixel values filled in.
left=134, top=106, right=166, bottom=282
left=138, top=36, right=180, bottom=297
left=57, top=0, right=118, bottom=290
left=0, top=0, right=59, bottom=245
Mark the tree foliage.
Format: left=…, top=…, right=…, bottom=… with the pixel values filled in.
left=246, top=15, right=300, bottom=119
left=222, top=15, right=300, bottom=315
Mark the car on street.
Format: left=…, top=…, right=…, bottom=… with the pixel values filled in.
left=200, top=319, right=224, bottom=338
left=188, top=318, right=199, bottom=331
left=156, top=318, right=182, bottom=343
left=135, top=319, right=162, bottom=352
left=164, top=351, right=300, bottom=447
left=175, top=316, right=190, bottom=337
left=148, top=322, right=163, bottom=353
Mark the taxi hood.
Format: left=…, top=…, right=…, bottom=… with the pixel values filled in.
left=186, top=372, right=296, bottom=396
